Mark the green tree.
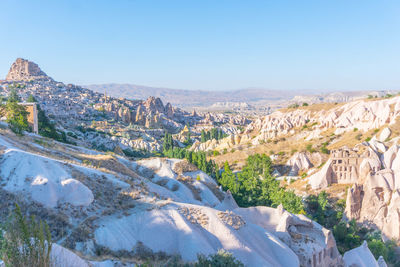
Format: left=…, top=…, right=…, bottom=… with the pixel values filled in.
left=205, top=131, right=211, bottom=141
left=0, top=204, right=52, bottom=267
left=305, top=191, right=345, bottom=229
left=219, top=162, right=239, bottom=195
left=185, top=128, right=192, bottom=146
left=195, top=250, right=244, bottom=267
left=218, top=154, right=305, bottom=214
left=333, top=219, right=363, bottom=254
left=162, top=147, right=219, bottom=179
left=318, top=191, right=328, bottom=210
left=200, top=128, right=227, bottom=143
left=5, top=96, right=29, bottom=135
left=201, top=130, right=206, bottom=142
left=26, top=94, right=36, bottom=103
left=163, top=132, right=174, bottom=152
left=7, top=89, right=21, bottom=102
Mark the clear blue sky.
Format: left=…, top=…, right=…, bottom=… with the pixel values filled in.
left=1, top=0, right=399, bottom=91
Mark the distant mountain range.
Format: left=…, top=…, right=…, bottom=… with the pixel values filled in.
left=85, top=83, right=299, bottom=109
left=85, top=83, right=398, bottom=111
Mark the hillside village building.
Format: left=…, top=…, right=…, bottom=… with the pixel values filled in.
left=20, top=102, right=39, bottom=134
left=0, top=102, right=38, bottom=134
left=330, top=148, right=363, bottom=184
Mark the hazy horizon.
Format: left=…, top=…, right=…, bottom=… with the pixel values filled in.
left=1, top=0, right=400, bottom=91
left=84, top=82, right=398, bottom=95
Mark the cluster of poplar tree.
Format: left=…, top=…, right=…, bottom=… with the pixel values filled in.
left=200, top=128, right=227, bottom=143
left=163, top=132, right=220, bottom=179
left=218, top=154, right=305, bottom=214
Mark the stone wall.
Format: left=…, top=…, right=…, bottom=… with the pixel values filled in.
left=20, top=103, right=38, bottom=134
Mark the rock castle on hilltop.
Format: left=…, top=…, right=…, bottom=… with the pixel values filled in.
left=6, top=58, right=50, bottom=81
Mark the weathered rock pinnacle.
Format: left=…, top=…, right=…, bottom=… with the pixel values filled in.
left=6, top=58, right=49, bottom=81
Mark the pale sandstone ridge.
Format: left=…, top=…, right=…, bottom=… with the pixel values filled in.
left=246, top=97, right=400, bottom=143
left=191, top=97, right=400, bottom=155
left=6, top=58, right=49, bottom=81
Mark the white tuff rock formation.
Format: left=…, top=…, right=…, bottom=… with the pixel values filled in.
left=0, top=133, right=344, bottom=266
left=305, top=136, right=400, bottom=242
left=233, top=204, right=344, bottom=267
left=343, top=241, right=387, bottom=267
left=379, top=127, right=392, bottom=142
left=247, top=96, right=400, bottom=142
left=287, top=152, right=313, bottom=176
left=305, top=126, right=400, bottom=242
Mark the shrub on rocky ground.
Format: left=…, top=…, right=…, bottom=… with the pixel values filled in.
left=0, top=204, right=52, bottom=267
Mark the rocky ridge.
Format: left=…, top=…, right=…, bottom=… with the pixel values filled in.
left=190, top=96, right=400, bottom=155
left=246, top=96, right=400, bottom=143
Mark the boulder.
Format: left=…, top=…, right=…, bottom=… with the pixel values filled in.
left=359, top=148, right=381, bottom=182
left=368, top=137, right=387, bottom=153
left=308, top=159, right=334, bottom=189
left=379, top=127, right=391, bottom=142
left=343, top=241, right=385, bottom=267
left=383, top=145, right=399, bottom=169
left=391, top=152, right=400, bottom=173
left=287, top=152, right=313, bottom=176
left=378, top=256, right=388, bottom=267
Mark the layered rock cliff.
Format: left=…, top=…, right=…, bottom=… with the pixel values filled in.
left=246, top=97, right=400, bottom=143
